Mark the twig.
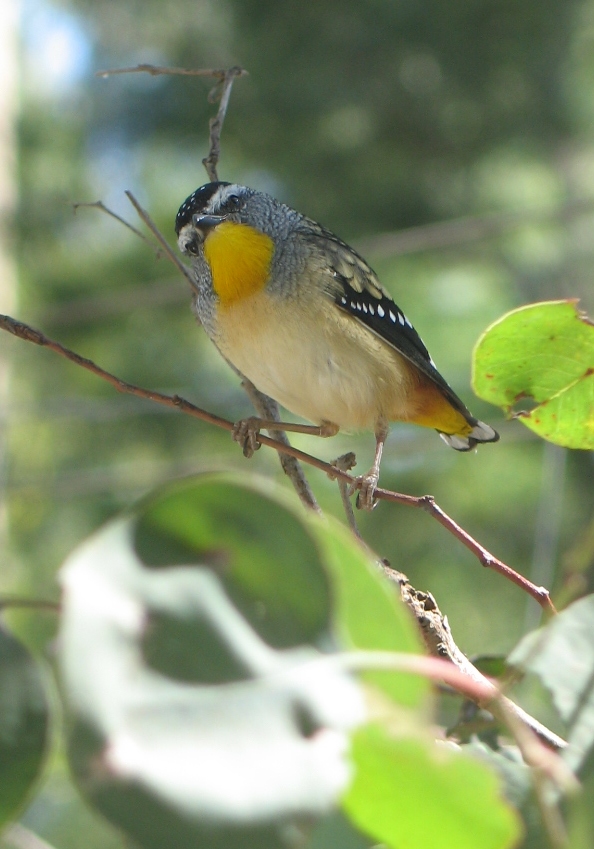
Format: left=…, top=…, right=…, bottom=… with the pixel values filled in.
left=124, top=191, right=195, bottom=286
left=202, top=66, right=245, bottom=181
left=378, top=490, right=556, bottom=613
left=235, top=370, right=321, bottom=514
left=330, top=452, right=362, bottom=538
left=383, top=565, right=565, bottom=751
left=0, top=313, right=556, bottom=614
left=95, top=64, right=248, bottom=80
left=0, top=595, right=60, bottom=613
left=72, top=200, right=163, bottom=257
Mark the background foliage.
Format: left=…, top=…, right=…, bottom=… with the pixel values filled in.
left=2, top=0, right=594, bottom=846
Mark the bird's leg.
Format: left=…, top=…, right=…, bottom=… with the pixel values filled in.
left=354, top=420, right=389, bottom=511
left=233, top=417, right=339, bottom=458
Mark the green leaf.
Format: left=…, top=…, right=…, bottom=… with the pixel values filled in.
left=313, top=519, right=428, bottom=707
left=0, top=624, right=50, bottom=829
left=343, top=725, right=521, bottom=849
left=59, top=475, right=369, bottom=849
left=473, top=300, right=594, bottom=448
left=509, top=594, right=594, bottom=772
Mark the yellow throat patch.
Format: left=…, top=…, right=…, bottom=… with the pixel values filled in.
left=203, top=221, right=274, bottom=307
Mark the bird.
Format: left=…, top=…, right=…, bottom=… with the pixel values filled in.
left=175, top=181, right=499, bottom=509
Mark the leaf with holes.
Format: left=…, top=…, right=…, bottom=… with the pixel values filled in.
left=473, top=300, right=594, bottom=448
left=58, top=474, right=426, bottom=849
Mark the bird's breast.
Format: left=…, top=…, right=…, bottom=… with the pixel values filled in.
left=203, top=222, right=274, bottom=307
left=204, top=289, right=418, bottom=430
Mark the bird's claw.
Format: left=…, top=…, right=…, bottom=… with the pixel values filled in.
left=232, top=416, right=263, bottom=458
left=354, top=472, right=379, bottom=511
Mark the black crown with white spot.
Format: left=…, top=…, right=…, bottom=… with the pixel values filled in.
left=175, top=182, right=230, bottom=235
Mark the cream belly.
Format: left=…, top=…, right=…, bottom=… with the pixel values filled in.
left=208, top=290, right=418, bottom=431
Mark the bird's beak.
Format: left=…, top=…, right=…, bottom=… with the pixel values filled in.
left=192, top=213, right=228, bottom=237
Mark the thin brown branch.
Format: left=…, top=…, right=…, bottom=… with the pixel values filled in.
left=0, top=595, right=60, bottom=613
left=124, top=191, right=195, bottom=287
left=0, top=313, right=556, bottom=614
left=72, top=200, right=163, bottom=255
left=95, top=64, right=248, bottom=80
left=378, top=489, right=556, bottom=614
left=331, top=452, right=362, bottom=539
left=235, top=370, right=321, bottom=514
left=202, top=66, right=245, bottom=181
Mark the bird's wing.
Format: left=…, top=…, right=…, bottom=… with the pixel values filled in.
left=300, top=221, right=477, bottom=423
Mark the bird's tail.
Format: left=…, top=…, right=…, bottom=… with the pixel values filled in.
left=439, top=420, right=499, bottom=451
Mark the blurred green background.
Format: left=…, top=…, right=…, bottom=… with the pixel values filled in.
left=1, top=0, right=594, bottom=846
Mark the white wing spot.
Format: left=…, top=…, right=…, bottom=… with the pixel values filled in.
left=398, top=313, right=405, bottom=325
left=405, top=316, right=413, bottom=328
left=377, top=305, right=385, bottom=317
left=389, top=311, right=396, bottom=322
left=341, top=297, right=347, bottom=305
left=351, top=301, right=357, bottom=310
left=369, top=305, right=375, bottom=315
left=362, top=303, right=368, bottom=313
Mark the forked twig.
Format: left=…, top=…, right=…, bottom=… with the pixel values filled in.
left=95, top=62, right=247, bottom=184
left=72, top=200, right=161, bottom=255
left=202, top=66, right=245, bottom=181
left=124, top=191, right=195, bottom=286
left=0, top=313, right=555, bottom=614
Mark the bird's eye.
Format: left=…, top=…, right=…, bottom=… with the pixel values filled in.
left=227, top=194, right=241, bottom=210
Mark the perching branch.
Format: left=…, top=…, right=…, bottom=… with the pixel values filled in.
left=0, top=312, right=567, bottom=761
left=0, top=312, right=555, bottom=614
left=231, top=367, right=322, bottom=513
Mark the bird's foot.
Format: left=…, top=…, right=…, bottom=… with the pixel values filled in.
left=232, top=416, right=263, bottom=458
left=353, top=471, right=380, bottom=511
